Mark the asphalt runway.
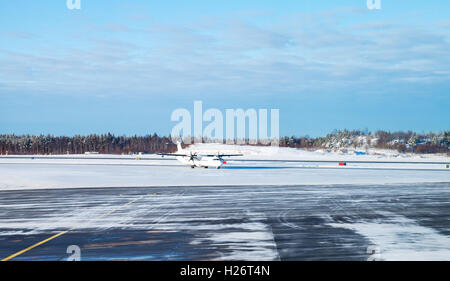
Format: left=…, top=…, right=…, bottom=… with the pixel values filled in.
left=1, top=183, right=449, bottom=261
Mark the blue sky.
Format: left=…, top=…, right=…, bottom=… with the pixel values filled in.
left=0, top=0, right=449, bottom=137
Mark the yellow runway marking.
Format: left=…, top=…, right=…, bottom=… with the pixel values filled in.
left=1, top=193, right=154, bottom=261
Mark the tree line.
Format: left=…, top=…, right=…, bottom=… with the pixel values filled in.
left=1, top=130, right=449, bottom=155
left=279, top=130, right=450, bottom=154
left=0, top=133, right=176, bottom=155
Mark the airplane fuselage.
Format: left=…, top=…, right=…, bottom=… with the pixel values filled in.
left=176, top=156, right=224, bottom=169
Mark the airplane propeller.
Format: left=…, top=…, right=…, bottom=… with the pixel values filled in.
left=189, top=151, right=198, bottom=161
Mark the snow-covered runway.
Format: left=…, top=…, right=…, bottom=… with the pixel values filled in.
left=0, top=183, right=449, bottom=261
left=0, top=145, right=449, bottom=260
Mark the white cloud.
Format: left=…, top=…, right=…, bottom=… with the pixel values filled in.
left=1, top=9, right=449, bottom=98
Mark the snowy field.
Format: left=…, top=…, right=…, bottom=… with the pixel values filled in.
left=0, top=144, right=449, bottom=191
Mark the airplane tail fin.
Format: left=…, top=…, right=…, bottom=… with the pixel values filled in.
left=177, top=142, right=183, bottom=152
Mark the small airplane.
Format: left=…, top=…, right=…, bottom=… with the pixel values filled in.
left=158, top=142, right=243, bottom=169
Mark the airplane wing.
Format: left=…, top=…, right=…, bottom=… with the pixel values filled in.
left=202, top=154, right=244, bottom=157
left=158, top=153, right=192, bottom=157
